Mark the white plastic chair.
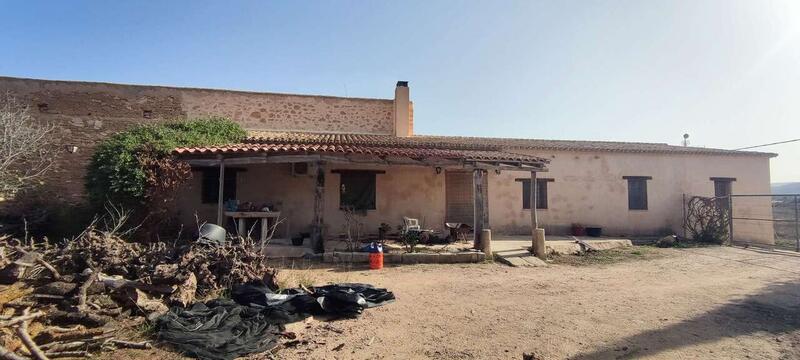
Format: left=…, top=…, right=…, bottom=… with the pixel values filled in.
left=402, top=217, right=421, bottom=233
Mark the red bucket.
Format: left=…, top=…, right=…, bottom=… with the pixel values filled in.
left=369, top=252, right=384, bottom=270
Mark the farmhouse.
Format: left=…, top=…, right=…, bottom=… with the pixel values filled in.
left=0, top=76, right=776, bottom=249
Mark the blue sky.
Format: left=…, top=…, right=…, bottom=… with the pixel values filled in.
left=2, top=1, right=798, bottom=182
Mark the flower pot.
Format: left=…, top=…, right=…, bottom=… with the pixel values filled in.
left=571, top=224, right=586, bottom=236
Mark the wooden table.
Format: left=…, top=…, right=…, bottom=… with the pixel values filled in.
left=224, top=211, right=281, bottom=241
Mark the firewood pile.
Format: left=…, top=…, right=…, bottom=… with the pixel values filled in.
left=0, top=222, right=276, bottom=359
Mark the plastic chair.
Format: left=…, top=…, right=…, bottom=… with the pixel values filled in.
left=402, top=217, right=421, bottom=233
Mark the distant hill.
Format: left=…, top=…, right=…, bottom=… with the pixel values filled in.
left=772, top=182, right=800, bottom=195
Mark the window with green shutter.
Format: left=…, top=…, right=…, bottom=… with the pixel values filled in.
left=624, top=176, right=651, bottom=210
left=518, top=178, right=553, bottom=210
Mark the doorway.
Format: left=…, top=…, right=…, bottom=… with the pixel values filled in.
left=445, top=171, right=475, bottom=224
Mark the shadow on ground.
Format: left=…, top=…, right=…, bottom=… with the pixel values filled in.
left=572, top=279, right=800, bottom=359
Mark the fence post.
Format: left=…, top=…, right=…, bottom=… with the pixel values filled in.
left=728, top=195, right=734, bottom=245
left=682, top=193, right=687, bottom=240
left=795, top=195, right=799, bottom=252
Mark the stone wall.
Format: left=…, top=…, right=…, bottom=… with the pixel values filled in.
left=0, top=76, right=394, bottom=203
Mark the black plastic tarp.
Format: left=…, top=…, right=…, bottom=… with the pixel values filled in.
left=156, top=283, right=394, bottom=360
left=156, top=299, right=283, bottom=360
left=232, top=282, right=395, bottom=318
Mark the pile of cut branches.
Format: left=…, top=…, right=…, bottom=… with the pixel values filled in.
left=0, top=211, right=277, bottom=359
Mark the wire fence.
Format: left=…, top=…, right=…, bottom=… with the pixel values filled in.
left=730, top=194, right=799, bottom=251
left=682, top=194, right=800, bottom=251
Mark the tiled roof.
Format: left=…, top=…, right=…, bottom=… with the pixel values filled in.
left=174, top=133, right=548, bottom=165
left=411, top=135, right=777, bottom=157
left=245, top=131, right=775, bottom=157
left=175, top=131, right=774, bottom=161
left=245, top=131, right=503, bottom=150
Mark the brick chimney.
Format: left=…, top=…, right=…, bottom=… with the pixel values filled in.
left=394, top=81, right=413, bottom=137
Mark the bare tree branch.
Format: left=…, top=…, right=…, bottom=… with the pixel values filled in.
left=0, top=94, right=57, bottom=200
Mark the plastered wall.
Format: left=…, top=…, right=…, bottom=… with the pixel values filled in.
left=174, top=163, right=446, bottom=239
left=488, top=150, right=774, bottom=244
left=175, top=151, right=773, bottom=245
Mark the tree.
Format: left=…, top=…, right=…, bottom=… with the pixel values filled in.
left=85, top=118, right=245, bottom=240
left=85, top=117, right=246, bottom=209
left=0, top=95, right=57, bottom=201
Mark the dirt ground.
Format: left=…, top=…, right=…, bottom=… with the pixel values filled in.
left=112, top=246, right=800, bottom=359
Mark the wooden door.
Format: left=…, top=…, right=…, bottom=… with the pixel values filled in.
left=445, top=171, right=474, bottom=224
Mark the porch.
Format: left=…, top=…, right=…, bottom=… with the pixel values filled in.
left=172, top=132, right=550, bottom=257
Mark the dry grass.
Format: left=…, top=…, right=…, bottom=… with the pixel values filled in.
left=548, top=245, right=666, bottom=266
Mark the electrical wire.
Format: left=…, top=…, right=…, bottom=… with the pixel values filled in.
left=733, top=138, right=800, bottom=151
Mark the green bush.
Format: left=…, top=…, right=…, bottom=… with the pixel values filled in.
left=85, top=117, right=246, bottom=208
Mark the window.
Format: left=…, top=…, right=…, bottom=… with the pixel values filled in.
left=519, top=178, right=552, bottom=210
left=291, top=162, right=308, bottom=176
left=624, top=176, right=651, bottom=210
left=711, top=177, right=734, bottom=198
left=711, top=177, right=735, bottom=209
left=338, top=171, right=377, bottom=210
left=200, top=168, right=238, bottom=204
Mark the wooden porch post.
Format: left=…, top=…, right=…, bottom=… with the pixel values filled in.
left=311, top=162, right=326, bottom=253
left=473, top=169, right=488, bottom=249
left=530, top=171, right=538, bottom=229
left=216, top=156, right=225, bottom=226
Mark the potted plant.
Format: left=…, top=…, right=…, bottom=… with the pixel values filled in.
left=571, top=223, right=586, bottom=236
left=400, top=229, right=421, bottom=253
left=292, top=232, right=310, bottom=246
left=378, top=223, right=391, bottom=240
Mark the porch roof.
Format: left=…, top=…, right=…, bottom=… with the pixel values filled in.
left=173, top=132, right=549, bottom=171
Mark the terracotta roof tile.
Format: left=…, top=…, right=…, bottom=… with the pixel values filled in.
left=245, top=131, right=775, bottom=157
left=411, top=135, right=777, bottom=157
left=175, top=131, right=774, bottom=163
left=245, top=131, right=502, bottom=151
left=174, top=138, right=547, bottom=164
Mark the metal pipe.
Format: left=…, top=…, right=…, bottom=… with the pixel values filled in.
left=726, top=194, right=800, bottom=197
left=728, top=195, right=734, bottom=245
left=730, top=217, right=797, bottom=223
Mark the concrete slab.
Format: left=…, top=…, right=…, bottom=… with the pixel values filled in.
left=494, top=248, right=548, bottom=267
